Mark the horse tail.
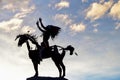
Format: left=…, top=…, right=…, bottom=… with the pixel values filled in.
left=65, top=45, right=74, bottom=55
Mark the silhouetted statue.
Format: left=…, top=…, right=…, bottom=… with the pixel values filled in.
left=15, top=34, right=76, bottom=78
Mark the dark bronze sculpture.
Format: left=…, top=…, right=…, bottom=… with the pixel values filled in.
left=15, top=34, right=76, bottom=77
left=15, top=18, right=77, bottom=79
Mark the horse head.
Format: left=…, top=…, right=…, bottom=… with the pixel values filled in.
left=15, top=34, right=29, bottom=47
left=15, top=34, right=38, bottom=47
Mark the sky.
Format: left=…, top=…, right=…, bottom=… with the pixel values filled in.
left=0, top=0, right=120, bottom=80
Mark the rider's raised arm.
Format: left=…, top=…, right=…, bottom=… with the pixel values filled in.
left=36, top=21, right=45, bottom=32
left=39, top=18, right=47, bottom=30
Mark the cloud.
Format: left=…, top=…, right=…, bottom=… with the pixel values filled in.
left=2, top=3, right=15, bottom=11
left=82, top=0, right=88, bottom=3
left=66, top=33, right=120, bottom=79
left=54, top=14, right=72, bottom=25
left=21, top=26, right=35, bottom=33
left=70, top=22, right=86, bottom=32
left=1, top=0, right=35, bottom=19
left=14, top=5, right=35, bottom=18
left=99, top=0, right=105, bottom=3
left=85, top=0, right=113, bottom=21
left=0, top=0, right=35, bottom=32
left=93, top=23, right=99, bottom=27
left=0, top=18, right=23, bottom=32
left=115, top=22, right=120, bottom=30
left=109, top=0, right=120, bottom=20
left=93, top=28, right=98, bottom=32
left=2, top=0, right=31, bottom=12
left=55, top=0, right=70, bottom=10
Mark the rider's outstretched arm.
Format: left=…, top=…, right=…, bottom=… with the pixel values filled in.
left=36, top=21, right=45, bottom=32
left=39, top=18, right=47, bottom=30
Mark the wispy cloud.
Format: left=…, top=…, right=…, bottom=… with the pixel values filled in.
left=21, top=26, right=35, bottom=33
left=93, top=28, right=98, bottom=33
left=70, top=22, right=86, bottom=32
left=2, top=0, right=32, bottom=12
left=93, top=23, right=99, bottom=27
left=2, top=3, right=15, bottom=11
left=109, top=0, right=120, bottom=20
left=67, top=33, right=120, bottom=79
left=2, top=0, right=35, bottom=19
left=85, top=0, right=113, bottom=21
left=99, top=0, right=105, bottom=3
left=92, top=23, right=99, bottom=32
left=82, top=0, right=88, bottom=3
left=55, top=0, right=70, bottom=10
left=54, top=14, right=72, bottom=25
left=0, top=18, right=23, bottom=32
left=115, top=22, right=120, bottom=30
left=14, top=5, right=35, bottom=19
left=0, top=0, right=35, bottom=32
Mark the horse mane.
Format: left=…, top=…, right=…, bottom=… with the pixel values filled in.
left=17, top=33, right=38, bottom=44
left=27, top=34, right=37, bottom=42
left=26, top=34, right=39, bottom=45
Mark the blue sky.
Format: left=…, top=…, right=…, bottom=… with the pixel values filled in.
left=0, top=0, right=120, bottom=80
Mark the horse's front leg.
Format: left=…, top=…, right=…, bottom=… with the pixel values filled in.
left=32, top=60, right=38, bottom=77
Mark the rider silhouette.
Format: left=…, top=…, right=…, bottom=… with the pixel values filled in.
left=36, top=18, right=61, bottom=61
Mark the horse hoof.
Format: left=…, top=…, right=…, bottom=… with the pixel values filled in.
left=34, top=73, right=38, bottom=77
left=62, top=75, right=65, bottom=78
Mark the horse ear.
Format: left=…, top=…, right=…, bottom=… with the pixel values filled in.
left=15, top=35, right=20, bottom=41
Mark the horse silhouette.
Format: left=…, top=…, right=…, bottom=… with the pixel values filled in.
left=15, top=34, right=75, bottom=78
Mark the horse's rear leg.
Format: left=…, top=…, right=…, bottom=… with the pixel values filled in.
left=60, top=61, right=66, bottom=77
left=54, top=62, right=62, bottom=77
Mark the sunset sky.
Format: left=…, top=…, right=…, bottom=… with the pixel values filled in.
left=0, top=0, right=120, bottom=80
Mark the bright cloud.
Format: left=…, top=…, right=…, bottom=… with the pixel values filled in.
left=1, top=0, right=35, bottom=19
left=54, top=14, right=72, bottom=25
left=2, top=3, right=15, bottom=11
left=55, top=0, right=70, bottom=10
left=14, top=5, right=35, bottom=19
left=21, top=26, right=35, bottom=33
left=86, top=0, right=113, bottom=21
left=70, top=23, right=86, bottom=32
left=2, top=0, right=31, bottom=12
left=0, top=0, right=35, bottom=32
left=109, top=0, right=120, bottom=20
left=0, top=18, right=23, bottom=32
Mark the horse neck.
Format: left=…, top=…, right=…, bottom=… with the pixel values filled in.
left=28, top=38, right=39, bottom=47
left=26, top=41, right=30, bottom=51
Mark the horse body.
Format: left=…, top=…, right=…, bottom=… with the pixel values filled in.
left=16, top=34, right=75, bottom=77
